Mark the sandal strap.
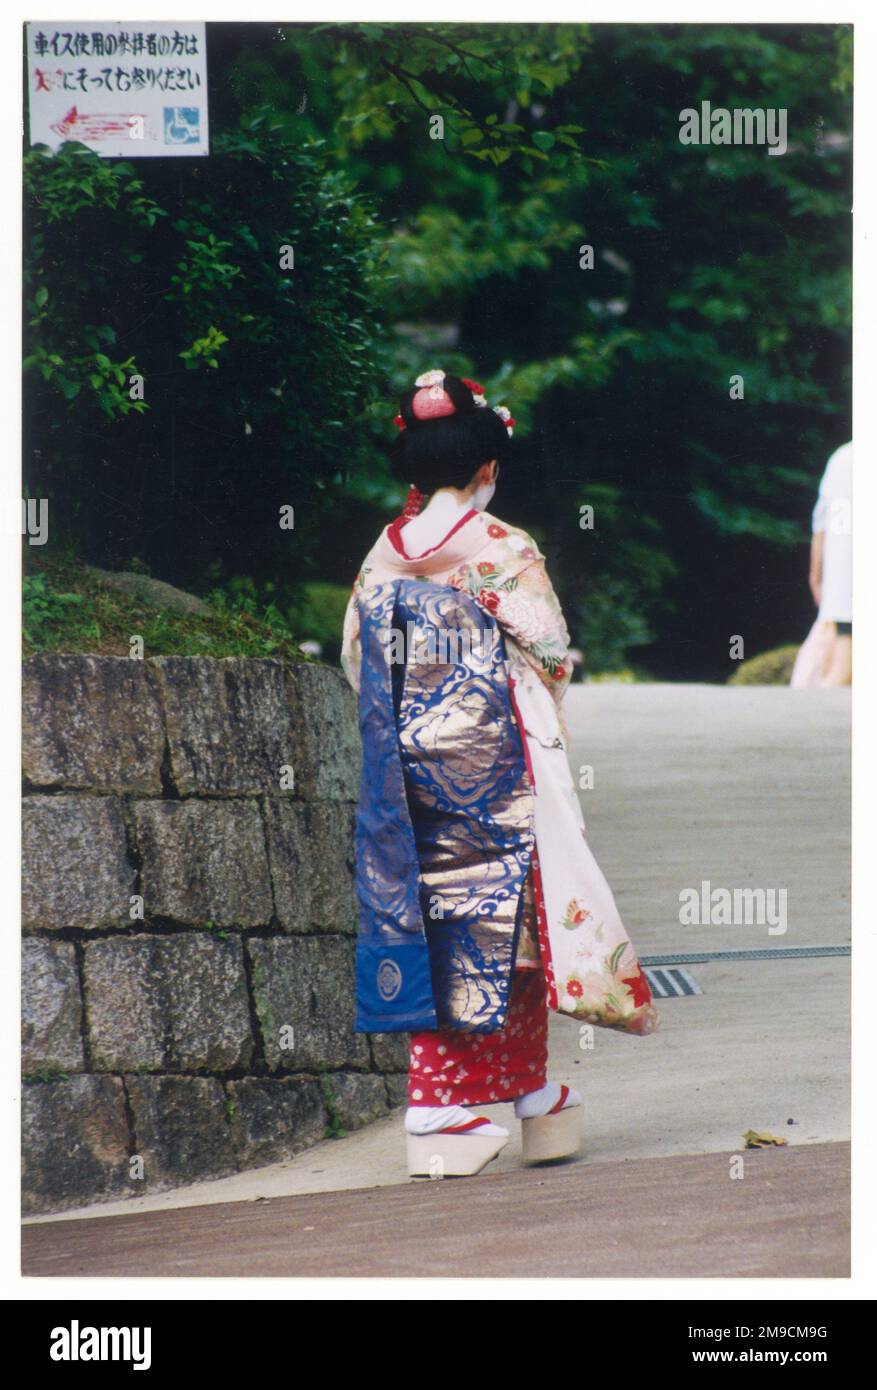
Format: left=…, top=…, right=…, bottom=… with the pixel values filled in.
left=549, top=1084, right=570, bottom=1115
left=441, top=1116, right=491, bottom=1134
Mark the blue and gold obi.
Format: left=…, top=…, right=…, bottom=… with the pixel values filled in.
left=353, top=579, right=534, bottom=1034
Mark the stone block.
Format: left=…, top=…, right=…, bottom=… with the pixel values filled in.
left=384, top=1074, right=409, bottom=1110
left=125, top=1074, right=236, bottom=1187
left=248, top=935, right=369, bottom=1071
left=22, top=796, right=135, bottom=930
left=284, top=663, right=361, bottom=801
left=265, top=801, right=357, bottom=933
left=23, top=654, right=165, bottom=794
left=153, top=657, right=295, bottom=796
left=133, top=800, right=273, bottom=927
left=369, top=1031, right=411, bottom=1073
left=326, top=1071, right=390, bottom=1130
left=83, top=933, right=253, bottom=1072
left=22, top=1075, right=130, bottom=1213
left=21, top=938, right=84, bottom=1073
left=227, top=1077, right=326, bottom=1166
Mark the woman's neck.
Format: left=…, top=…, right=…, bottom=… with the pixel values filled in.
left=422, top=487, right=472, bottom=514
left=399, top=488, right=475, bottom=554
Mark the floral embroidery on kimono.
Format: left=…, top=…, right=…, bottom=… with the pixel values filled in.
left=342, top=512, right=574, bottom=705
left=444, top=525, right=573, bottom=701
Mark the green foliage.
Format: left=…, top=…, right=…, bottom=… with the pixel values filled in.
left=285, top=19, right=850, bottom=676
left=200, top=576, right=352, bottom=662
left=220, top=20, right=846, bottom=674
left=291, top=583, right=354, bottom=661
left=23, top=572, right=99, bottom=649
left=179, top=325, right=229, bottom=369
left=562, top=484, right=678, bottom=672
left=23, top=553, right=307, bottom=661
left=206, top=576, right=301, bottom=653
left=23, top=117, right=387, bottom=590
left=728, top=645, right=800, bottom=685
left=24, top=145, right=162, bottom=420
left=301, top=22, right=596, bottom=172
left=321, top=1077, right=348, bottom=1139
left=384, top=197, right=588, bottom=314
left=23, top=1068, right=71, bottom=1084
left=23, top=22, right=852, bottom=678
left=585, top=668, right=640, bottom=684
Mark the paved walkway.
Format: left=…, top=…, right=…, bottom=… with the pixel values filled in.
left=23, top=1142, right=849, bottom=1279
left=24, top=685, right=851, bottom=1277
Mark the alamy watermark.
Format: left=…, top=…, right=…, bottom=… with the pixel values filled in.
left=679, top=102, right=788, bottom=157
left=2, top=497, right=48, bottom=545
left=50, top=1320, right=151, bottom=1370
left=679, top=879, right=788, bottom=935
left=378, top=621, right=501, bottom=667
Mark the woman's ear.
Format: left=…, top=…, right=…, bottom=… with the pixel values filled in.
left=469, top=459, right=498, bottom=496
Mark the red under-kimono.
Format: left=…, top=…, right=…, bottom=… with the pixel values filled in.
left=408, top=851, right=551, bottom=1106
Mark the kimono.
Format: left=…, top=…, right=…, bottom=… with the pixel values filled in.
left=341, top=505, right=659, bottom=1077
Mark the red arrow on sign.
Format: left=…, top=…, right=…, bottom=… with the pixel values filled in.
left=50, top=106, right=146, bottom=140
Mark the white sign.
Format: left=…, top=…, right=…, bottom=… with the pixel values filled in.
left=26, top=21, right=209, bottom=158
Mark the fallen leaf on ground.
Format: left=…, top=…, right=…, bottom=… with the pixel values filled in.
left=743, top=1128, right=788, bottom=1148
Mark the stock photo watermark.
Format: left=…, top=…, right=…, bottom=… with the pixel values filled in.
left=679, top=879, right=788, bottom=935
left=678, top=101, right=788, bottom=156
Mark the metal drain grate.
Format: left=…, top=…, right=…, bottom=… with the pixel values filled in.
left=640, top=944, right=849, bottom=999
left=643, top=966, right=702, bottom=998
left=641, top=945, right=849, bottom=966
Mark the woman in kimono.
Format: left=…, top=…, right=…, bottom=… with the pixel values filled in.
left=342, top=370, right=658, bottom=1177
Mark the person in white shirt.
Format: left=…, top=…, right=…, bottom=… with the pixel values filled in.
left=808, top=441, right=852, bottom=686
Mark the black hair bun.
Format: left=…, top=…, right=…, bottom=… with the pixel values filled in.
left=391, top=374, right=511, bottom=494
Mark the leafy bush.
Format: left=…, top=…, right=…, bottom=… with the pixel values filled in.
left=728, top=646, right=800, bottom=686
left=23, top=24, right=853, bottom=680
left=292, top=583, right=353, bottom=661
left=23, top=573, right=99, bottom=649
left=23, top=554, right=306, bottom=661
left=23, top=115, right=387, bottom=592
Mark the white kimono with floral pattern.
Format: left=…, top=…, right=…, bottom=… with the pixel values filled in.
left=342, top=507, right=658, bottom=1036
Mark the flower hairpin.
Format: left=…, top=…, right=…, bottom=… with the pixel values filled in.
left=393, top=368, right=515, bottom=435
left=461, top=377, right=487, bottom=406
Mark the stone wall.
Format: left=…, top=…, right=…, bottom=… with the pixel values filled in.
left=21, top=654, right=408, bottom=1214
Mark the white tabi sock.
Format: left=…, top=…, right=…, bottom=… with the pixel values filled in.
left=514, top=1081, right=582, bottom=1119
left=405, top=1104, right=509, bottom=1138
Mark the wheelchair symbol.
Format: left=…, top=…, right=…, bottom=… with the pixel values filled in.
left=163, top=107, right=200, bottom=145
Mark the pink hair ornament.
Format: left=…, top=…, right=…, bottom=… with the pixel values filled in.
left=392, top=368, right=515, bottom=435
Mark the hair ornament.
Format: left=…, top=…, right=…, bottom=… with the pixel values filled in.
left=411, top=389, right=455, bottom=421
left=401, top=483, right=425, bottom=519
left=391, top=368, right=515, bottom=435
